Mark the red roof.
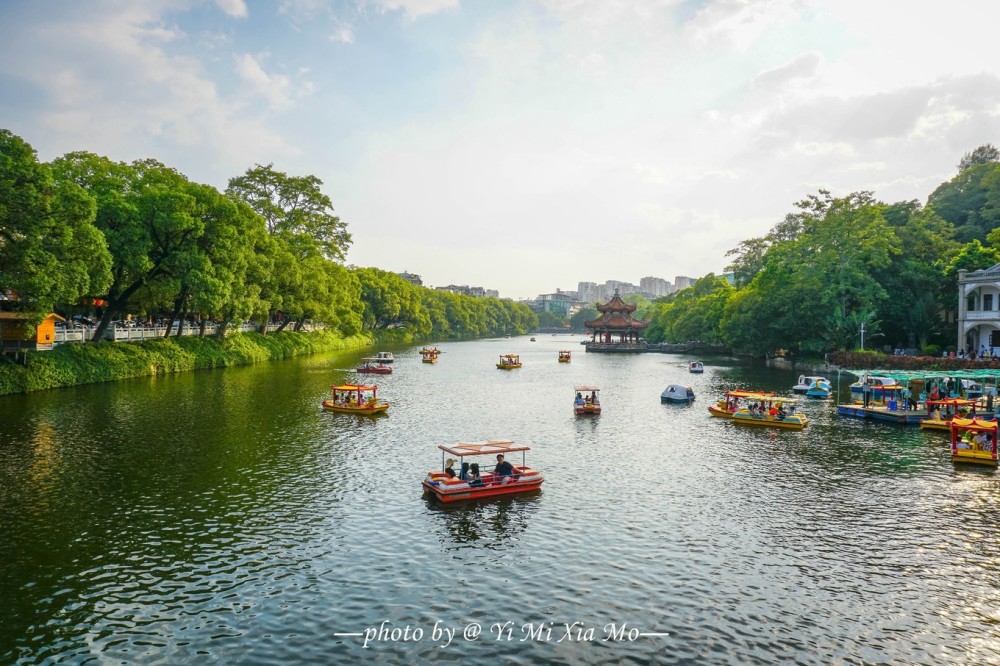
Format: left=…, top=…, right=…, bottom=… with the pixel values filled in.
left=584, top=313, right=647, bottom=329
left=595, top=293, right=636, bottom=314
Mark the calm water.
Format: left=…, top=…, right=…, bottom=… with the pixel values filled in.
left=1, top=337, right=999, bottom=665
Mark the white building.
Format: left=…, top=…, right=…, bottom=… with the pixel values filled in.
left=958, top=265, right=1000, bottom=353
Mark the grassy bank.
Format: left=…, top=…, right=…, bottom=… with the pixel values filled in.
left=0, top=330, right=375, bottom=396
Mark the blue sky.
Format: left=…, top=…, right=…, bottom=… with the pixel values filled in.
left=3, top=0, right=1000, bottom=300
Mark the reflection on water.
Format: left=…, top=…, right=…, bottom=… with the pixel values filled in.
left=1, top=341, right=1000, bottom=664
left=426, top=493, right=541, bottom=549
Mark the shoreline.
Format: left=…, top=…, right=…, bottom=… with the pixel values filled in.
left=0, top=330, right=378, bottom=396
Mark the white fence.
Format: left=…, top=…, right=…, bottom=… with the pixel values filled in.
left=53, top=322, right=313, bottom=345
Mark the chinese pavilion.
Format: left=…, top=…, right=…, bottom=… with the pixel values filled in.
left=585, top=291, right=647, bottom=344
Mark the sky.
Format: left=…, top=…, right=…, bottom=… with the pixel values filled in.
left=3, top=0, right=1000, bottom=300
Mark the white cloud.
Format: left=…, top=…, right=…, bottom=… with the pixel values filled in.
left=750, top=52, right=821, bottom=91
left=375, top=0, right=459, bottom=19
left=234, top=53, right=295, bottom=109
left=8, top=0, right=1000, bottom=298
left=215, top=0, right=248, bottom=19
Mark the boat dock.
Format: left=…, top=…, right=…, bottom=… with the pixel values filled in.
left=836, top=404, right=926, bottom=424
left=838, top=403, right=996, bottom=425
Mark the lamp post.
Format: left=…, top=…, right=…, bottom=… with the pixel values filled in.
left=860, top=322, right=866, bottom=350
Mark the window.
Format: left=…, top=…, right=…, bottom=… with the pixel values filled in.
left=986, top=294, right=995, bottom=311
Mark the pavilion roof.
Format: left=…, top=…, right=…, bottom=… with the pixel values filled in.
left=584, top=313, right=648, bottom=329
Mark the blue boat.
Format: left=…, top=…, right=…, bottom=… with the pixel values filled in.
left=661, top=384, right=695, bottom=404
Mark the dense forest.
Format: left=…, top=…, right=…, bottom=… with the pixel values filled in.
left=0, top=129, right=537, bottom=342
left=640, top=144, right=1000, bottom=357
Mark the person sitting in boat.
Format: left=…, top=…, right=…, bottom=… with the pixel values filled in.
left=984, top=433, right=995, bottom=453
left=444, top=458, right=456, bottom=478
left=468, top=463, right=484, bottom=487
left=459, top=462, right=470, bottom=481
left=957, top=434, right=972, bottom=450
left=776, top=404, right=787, bottom=420
left=575, top=392, right=584, bottom=405
left=495, top=454, right=516, bottom=484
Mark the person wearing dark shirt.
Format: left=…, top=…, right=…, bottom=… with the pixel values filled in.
left=495, top=454, right=515, bottom=483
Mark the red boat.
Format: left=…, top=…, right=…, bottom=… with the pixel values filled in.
left=357, top=358, right=392, bottom=374
left=422, top=440, right=544, bottom=502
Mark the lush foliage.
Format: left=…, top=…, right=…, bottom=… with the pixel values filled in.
left=647, top=145, right=1000, bottom=356
left=1, top=130, right=533, bottom=347
left=0, top=331, right=372, bottom=396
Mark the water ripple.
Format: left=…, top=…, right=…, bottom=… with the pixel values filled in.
left=2, top=344, right=1000, bottom=664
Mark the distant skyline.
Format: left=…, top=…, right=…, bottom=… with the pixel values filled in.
left=3, top=1, right=1000, bottom=300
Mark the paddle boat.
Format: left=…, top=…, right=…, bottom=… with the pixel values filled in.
left=356, top=358, right=393, bottom=374
left=421, top=347, right=440, bottom=363
left=422, top=440, right=544, bottom=502
left=708, top=390, right=777, bottom=418
left=919, top=398, right=980, bottom=430
left=497, top=353, right=522, bottom=369
left=805, top=377, right=832, bottom=399
left=574, top=385, right=601, bottom=415
left=950, top=417, right=998, bottom=467
left=530, top=337, right=536, bottom=342
left=321, top=384, right=390, bottom=415
left=689, top=361, right=704, bottom=373
left=661, top=384, right=695, bottom=404
left=558, top=350, right=572, bottom=363
left=731, top=396, right=809, bottom=430
left=373, top=351, right=394, bottom=363
left=793, top=375, right=831, bottom=397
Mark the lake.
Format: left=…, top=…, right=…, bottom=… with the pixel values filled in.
left=1, top=336, right=998, bottom=665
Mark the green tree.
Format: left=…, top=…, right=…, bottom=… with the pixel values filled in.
left=0, top=130, right=112, bottom=314
left=570, top=306, right=598, bottom=332
left=536, top=310, right=567, bottom=329
left=50, top=153, right=208, bottom=341
left=355, top=267, right=429, bottom=333
left=927, top=162, right=1000, bottom=242
left=227, top=164, right=351, bottom=262
left=958, top=144, right=1000, bottom=172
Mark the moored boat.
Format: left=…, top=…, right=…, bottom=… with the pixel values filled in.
left=689, top=361, right=704, bottom=373
left=661, top=384, right=695, bottom=404
left=919, top=398, right=980, bottom=430
left=558, top=350, right=572, bottom=363
left=731, top=396, right=808, bottom=430
left=574, top=385, right=601, bottom=415
left=950, top=417, right=998, bottom=467
left=321, top=383, right=390, bottom=414
left=793, top=375, right=831, bottom=397
left=422, top=440, right=544, bottom=502
left=497, top=353, right=522, bottom=369
left=708, top=390, right=776, bottom=418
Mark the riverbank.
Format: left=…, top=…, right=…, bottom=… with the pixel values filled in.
left=0, top=330, right=377, bottom=396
